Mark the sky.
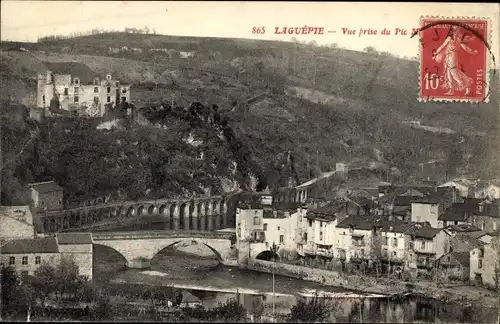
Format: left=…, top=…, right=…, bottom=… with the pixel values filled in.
left=1, top=1, right=499, bottom=59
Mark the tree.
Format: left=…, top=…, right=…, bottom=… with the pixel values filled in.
left=364, top=46, right=378, bottom=54
left=31, top=263, right=58, bottom=307
left=1, top=267, right=34, bottom=320
left=289, top=294, right=330, bottom=323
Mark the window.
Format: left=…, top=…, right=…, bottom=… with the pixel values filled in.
left=122, top=88, right=127, bottom=93
left=64, top=88, right=68, bottom=95
left=253, top=216, right=260, bottom=225
left=74, top=87, right=79, bottom=94
left=42, top=95, right=45, bottom=106
left=107, top=96, right=111, bottom=103
left=478, top=259, right=483, bottom=268
left=392, top=238, right=397, bottom=247
left=9, top=257, right=15, bottom=265
left=277, top=226, right=280, bottom=231
left=454, top=221, right=459, bottom=225
left=35, top=256, right=41, bottom=265
left=94, top=87, right=99, bottom=93
left=279, top=235, right=284, bottom=244
left=263, top=223, right=268, bottom=231
left=74, top=96, right=79, bottom=103
left=392, top=251, right=397, bottom=257
left=421, top=241, right=425, bottom=249
left=94, top=96, right=99, bottom=104
left=304, top=233, right=308, bottom=242
left=22, top=256, right=28, bottom=265
left=107, top=86, right=111, bottom=93
left=308, top=220, right=313, bottom=227
left=385, top=237, right=389, bottom=245
left=121, top=96, right=126, bottom=103
left=319, top=231, right=323, bottom=240
left=493, top=220, right=497, bottom=231
left=94, top=78, right=99, bottom=85
left=115, top=81, right=120, bottom=87
left=74, top=78, right=79, bottom=85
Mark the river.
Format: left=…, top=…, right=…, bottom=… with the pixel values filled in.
left=93, top=245, right=498, bottom=323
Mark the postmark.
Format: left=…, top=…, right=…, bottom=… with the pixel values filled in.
left=417, top=17, right=491, bottom=103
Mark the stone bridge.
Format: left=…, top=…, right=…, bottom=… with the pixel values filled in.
left=39, top=195, right=231, bottom=233
left=90, top=230, right=236, bottom=268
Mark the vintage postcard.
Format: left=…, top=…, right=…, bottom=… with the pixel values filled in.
left=0, top=1, right=499, bottom=323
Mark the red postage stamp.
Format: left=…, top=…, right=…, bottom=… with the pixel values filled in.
left=418, top=17, right=490, bottom=102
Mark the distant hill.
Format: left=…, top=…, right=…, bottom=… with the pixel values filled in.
left=1, top=32, right=498, bottom=204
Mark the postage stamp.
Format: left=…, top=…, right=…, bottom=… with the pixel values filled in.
left=418, top=17, right=491, bottom=102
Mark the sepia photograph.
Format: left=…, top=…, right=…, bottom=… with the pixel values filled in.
left=0, top=1, right=499, bottom=323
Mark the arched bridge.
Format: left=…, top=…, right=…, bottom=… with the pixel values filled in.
left=91, top=230, right=236, bottom=267
left=39, top=196, right=231, bottom=233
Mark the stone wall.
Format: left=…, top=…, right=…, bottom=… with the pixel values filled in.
left=248, top=259, right=344, bottom=286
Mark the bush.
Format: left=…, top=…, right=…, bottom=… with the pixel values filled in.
left=289, top=294, right=330, bottom=323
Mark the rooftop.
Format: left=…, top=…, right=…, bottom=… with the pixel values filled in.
left=438, top=203, right=475, bottom=221
left=27, top=181, right=63, bottom=194
left=0, top=238, right=59, bottom=254
left=56, top=233, right=93, bottom=245
left=438, top=251, right=470, bottom=267
left=43, top=62, right=98, bottom=85
left=336, top=214, right=383, bottom=230
left=412, top=227, right=443, bottom=240
left=306, top=198, right=348, bottom=221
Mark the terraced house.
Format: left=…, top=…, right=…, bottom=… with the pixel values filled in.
left=36, top=62, right=131, bottom=117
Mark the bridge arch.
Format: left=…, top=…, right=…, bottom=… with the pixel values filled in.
left=127, top=206, right=136, bottom=217
left=179, top=203, right=187, bottom=230
left=93, top=234, right=235, bottom=268
left=255, top=250, right=280, bottom=261
left=137, top=205, right=145, bottom=216
left=153, top=240, right=223, bottom=261
left=147, top=205, right=156, bottom=215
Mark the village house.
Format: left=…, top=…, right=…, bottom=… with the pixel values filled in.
left=300, top=197, right=371, bottom=260
left=0, top=237, right=61, bottom=277
left=437, top=202, right=476, bottom=228
left=436, top=251, right=471, bottom=283
left=0, top=206, right=37, bottom=240
left=235, top=190, right=306, bottom=264
left=471, top=199, right=499, bottom=232
left=334, top=214, right=381, bottom=265
left=27, top=180, right=64, bottom=212
left=471, top=180, right=500, bottom=200
left=410, top=187, right=457, bottom=228
left=407, top=226, right=451, bottom=277
left=378, top=221, right=417, bottom=272
left=469, top=236, right=499, bottom=288
left=56, top=233, right=93, bottom=280
left=37, top=62, right=131, bottom=117
left=438, top=178, right=476, bottom=198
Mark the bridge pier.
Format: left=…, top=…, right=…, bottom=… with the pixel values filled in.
left=199, top=215, right=206, bottom=231
left=207, top=215, right=214, bottom=231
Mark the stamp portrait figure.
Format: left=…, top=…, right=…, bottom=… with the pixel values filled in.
left=432, top=26, right=478, bottom=96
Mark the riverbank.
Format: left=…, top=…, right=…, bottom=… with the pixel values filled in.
left=248, top=259, right=500, bottom=309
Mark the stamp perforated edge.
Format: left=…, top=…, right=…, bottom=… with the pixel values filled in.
left=417, top=15, right=493, bottom=104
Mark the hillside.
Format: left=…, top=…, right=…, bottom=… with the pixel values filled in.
left=1, top=32, right=499, bottom=204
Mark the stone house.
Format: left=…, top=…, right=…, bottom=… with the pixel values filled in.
left=472, top=180, right=500, bottom=200
left=407, top=226, right=451, bottom=276
left=377, top=221, right=417, bottom=271
left=0, top=206, right=36, bottom=240
left=410, top=188, right=456, bottom=228
left=469, top=236, right=499, bottom=288
left=0, top=237, right=61, bottom=276
left=37, top=62, right=131, bottom=117
left=27, top=180, right=64, bottom=212
left=438, top=178, right=475, bottom=198
left=438, top=202, right=475, bottom=228
left=56, top=233, right=93, bottom=280
left=471, top=199, right=499, bottom=232
left=436, top=251, right=470, bottom=282
left=334, top=214, right=380, bottom=264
